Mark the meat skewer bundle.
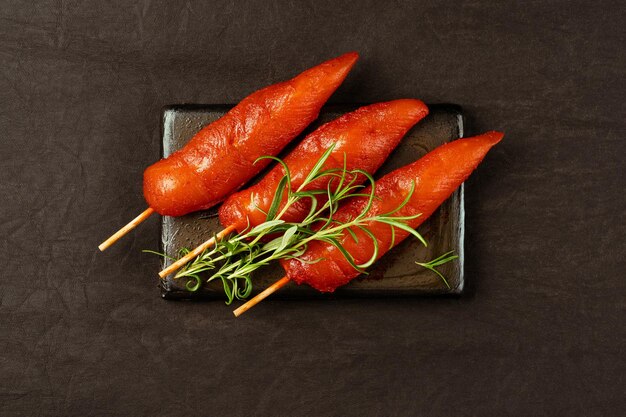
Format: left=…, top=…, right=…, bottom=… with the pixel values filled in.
left=99, top=52, right=359, bottom=251
left=233, top=131, right=504, bottom=316
left=97, top=49, right=505, bottom=316
left=159, top=99, right=430, bottom=277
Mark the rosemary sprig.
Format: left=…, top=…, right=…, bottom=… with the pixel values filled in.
left=415, top=251, right=459, bottom=289
left=162, top=144, right=457, bottom=303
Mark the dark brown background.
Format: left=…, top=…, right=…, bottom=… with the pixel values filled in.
left=1, top=1, right=624, bottom=416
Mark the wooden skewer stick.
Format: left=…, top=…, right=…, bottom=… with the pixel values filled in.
left=99, top=207, right=155, bottom=252
left=158, top=225, right=237, bottom=278
left=233, top=276, right=290, bottom=317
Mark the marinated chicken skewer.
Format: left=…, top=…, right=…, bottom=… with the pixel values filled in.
left=99, top=52, right=359, bottom=251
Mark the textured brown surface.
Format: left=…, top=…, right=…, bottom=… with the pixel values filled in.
left=1, top=1, right=624, bottom=416
left=160, top=104, right=464, bottom=299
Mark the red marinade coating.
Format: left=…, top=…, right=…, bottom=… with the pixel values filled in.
left=218, top=99, right=429, bottom=232
left=281, top=131, right=504, bottom=292
left=143, top=52, right=359, bottom=216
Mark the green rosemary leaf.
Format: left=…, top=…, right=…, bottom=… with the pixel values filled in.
left=415, top=252, right=458, bottom=290
left=375, top=218, right=428, bottom=247
left=355, top=226, right=379, bottom=269
left=250, top=192, right=268, bottom=216
left=249, top=219, right=285, bottom=234
left=345, top=226, right=359, bottom=243
left=261, top=237, right=283, bottom=252
left=266, top=175, right=289, bottom=221
left=324, top=236, right=363, bottom=273
left=185, top=275, right=202, bottom=292
left=236, top=277, right=253, bottom=299
left=340, top=193, right=376, bottom=199
left=352, top=169, right=376, bottom=220
left=299, top=143, right=336, bottom=190
left=380, top=180, right=415, bottom=216
left=293, top=190, right=329, bottom=197
left=255, top=155, right=292, bottom=188
left=284, top=245, right=307, bottom=259
left=142, top=249, right=177, bottom=261
left=221, top=277, right=235, bottom=305
left=276, top=225, right=299, bottom=253
left=423, top=251, right=459, bottom=267
left=304, top=194, right=319, bottom=220
left=384, top=213, right=422, bottom=221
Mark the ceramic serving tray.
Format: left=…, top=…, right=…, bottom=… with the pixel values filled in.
left=159, top=104, right=465, bottom=299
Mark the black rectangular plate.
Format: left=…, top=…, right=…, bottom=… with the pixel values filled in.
left=159, top=104, right=464, bottom=299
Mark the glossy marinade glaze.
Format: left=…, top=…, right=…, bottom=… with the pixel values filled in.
left=218, top=99, right=429, bottom=232
left=143, top=52, right=359, bottom=216
left=280, top=131, right=504, bottom=292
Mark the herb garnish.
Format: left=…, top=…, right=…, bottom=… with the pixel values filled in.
left=150, top=144, right=456, bottom=303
